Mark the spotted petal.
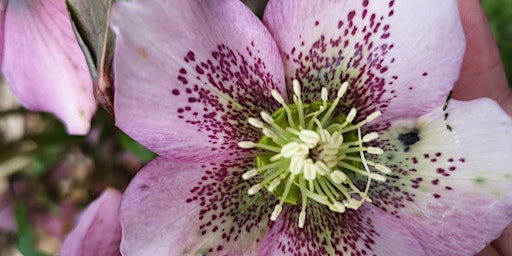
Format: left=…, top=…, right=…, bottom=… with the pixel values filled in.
left=120, top=157, right=276, bottom=255
left=369, top=98, right=512, bottom=255
left=263, top=0, right=465, bottom=122
left=110, top=0, right=286, bottom=161
left=61, top=188, right=122, bottom=256
left=2, top=0, right=96, bottom=135
left=260, top=204, right=425, bottom=255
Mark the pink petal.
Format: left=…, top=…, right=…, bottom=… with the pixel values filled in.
left=369, top=98, right=512, bottom=255
left=260, top=204, right=425, bottom=255
left=120, top=157, right=276, bottom=256
left=110, top=0, right=286, bottom=161
left=61, top=188, right=122, bottom=256
left=2, top=0, right=96, bottom=135
left=263, top=0, right=465, bottom=122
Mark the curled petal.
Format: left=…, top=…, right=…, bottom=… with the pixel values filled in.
left=2, top=0, right=96, bottom=135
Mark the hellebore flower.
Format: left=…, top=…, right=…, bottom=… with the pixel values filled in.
left=111, top=0, right=512, bottom=255
left=61, top=189, right=122, bottom=256
left=0, top=0, right=96, bottom=135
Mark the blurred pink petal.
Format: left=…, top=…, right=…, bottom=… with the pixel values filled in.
left=1, top=0, right=96, bottom=135
left=61, top=189, right=122, bottom=256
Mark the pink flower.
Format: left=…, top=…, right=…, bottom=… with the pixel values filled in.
left=110, top=0, right=512, bottom=255
left=1, top=0, right=96, bottom=135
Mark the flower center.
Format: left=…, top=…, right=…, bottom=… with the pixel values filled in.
left=239, top=80, right=390, bottom=228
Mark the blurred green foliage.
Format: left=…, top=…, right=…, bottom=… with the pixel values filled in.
left=482, top=0, right=512, bottom=85
left=15, top=203, right=50, bottom=256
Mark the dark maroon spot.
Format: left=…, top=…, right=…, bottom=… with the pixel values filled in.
left=187, top=51, right=196, bottom=61
left=347, top=10, right=356, bottom=21
left=433, top=194, right=441, bottom=199
left=337, top=20, right=344, bottom=29
left=188, top=97, right=197, bottom=103
left=435, top=152, right=442, bottom=157
left=423, top=154, right=429, bottom=158
left=445, top=186, right=453, bottom=190
left=422, top=72, right=428, bottom=76
left=179, top=68, right=187, bottom=74
left=459, top=158, right=466, bottom=162
left=195, top=65, right=204, bottom=74
left=172, top=89, right=180, bottom=95
left=436, top=168, right=445, bottom=174
left=449, top=166, right=456, bottom=171
left=177, top=75, right=188, bottom=85
left=431, top=179, right=439, bottom=185
left=314, top=20, right=319, bottom=26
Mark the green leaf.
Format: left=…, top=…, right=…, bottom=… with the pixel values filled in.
left=15, top=203, right=51, bottom=256
left=119, top=132, right=158, bottom=162
left=66, top=0, right=116, bottom=114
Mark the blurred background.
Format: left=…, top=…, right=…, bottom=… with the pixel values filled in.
left=0, top=0, right=510, bottom=255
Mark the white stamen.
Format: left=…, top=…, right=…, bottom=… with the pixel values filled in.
left=362, top=132, right=379, bottom=142
left=330, top=170, right=347, bottom=184
left=330, top=131, right=343, bottom=147
left=366, top=111, right=382, bottom=122
left=345, top=198, right=362, bottom=209
left=329, top=202, right=346, bottom=213
left=375, top=164, right=392, bottom=174
left=299, top=130, right=320, bottom=148
left=262, top=128, right=276, bottom=138
left=238, top=141, right=256, bottom=148
left=303, top=160, right=316, bottom=181
left=248, top=184, right=262, bottom=195
left=248, top=118, right=264, bottom=129
left=305, top=191, right=331, bottom=205
left=321, top=87, right=328, bottom=102
left=298, top=211, right=306, bottom=228
left=315, top=161, right=330, bottom=176
left=319, top=129, right=330, bottom=143
left=289, top=157, right=305, bottom=174
left=270, top=154, right=283, bottom=162
left=281, top=142, right=301, bottom=158
left=268, top=179, right=281, bottom=192
left=369, top=173, right=387, bottom=182
left=323, top=154, right=338, bottom=168
left=369, top=172, right=386, bottom=181
left=346, top=108, right=357, bottom=124
left=293, top=79, right=301, bottom=97
left=367, top=147, right=384, bottom=155
left=260, top=111, right=274, bottom=124
left=321, top=145, right=339, bottom=156
left=242, top=168, right=259, bottom=180
left=270, top=204, right=282, bottom=221
left=337, top=81, right=349, bottom=98
left=271, top=90, right=285, bottom=104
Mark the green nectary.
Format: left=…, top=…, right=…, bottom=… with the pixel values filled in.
left=239, top=80, right=390, bottom=228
